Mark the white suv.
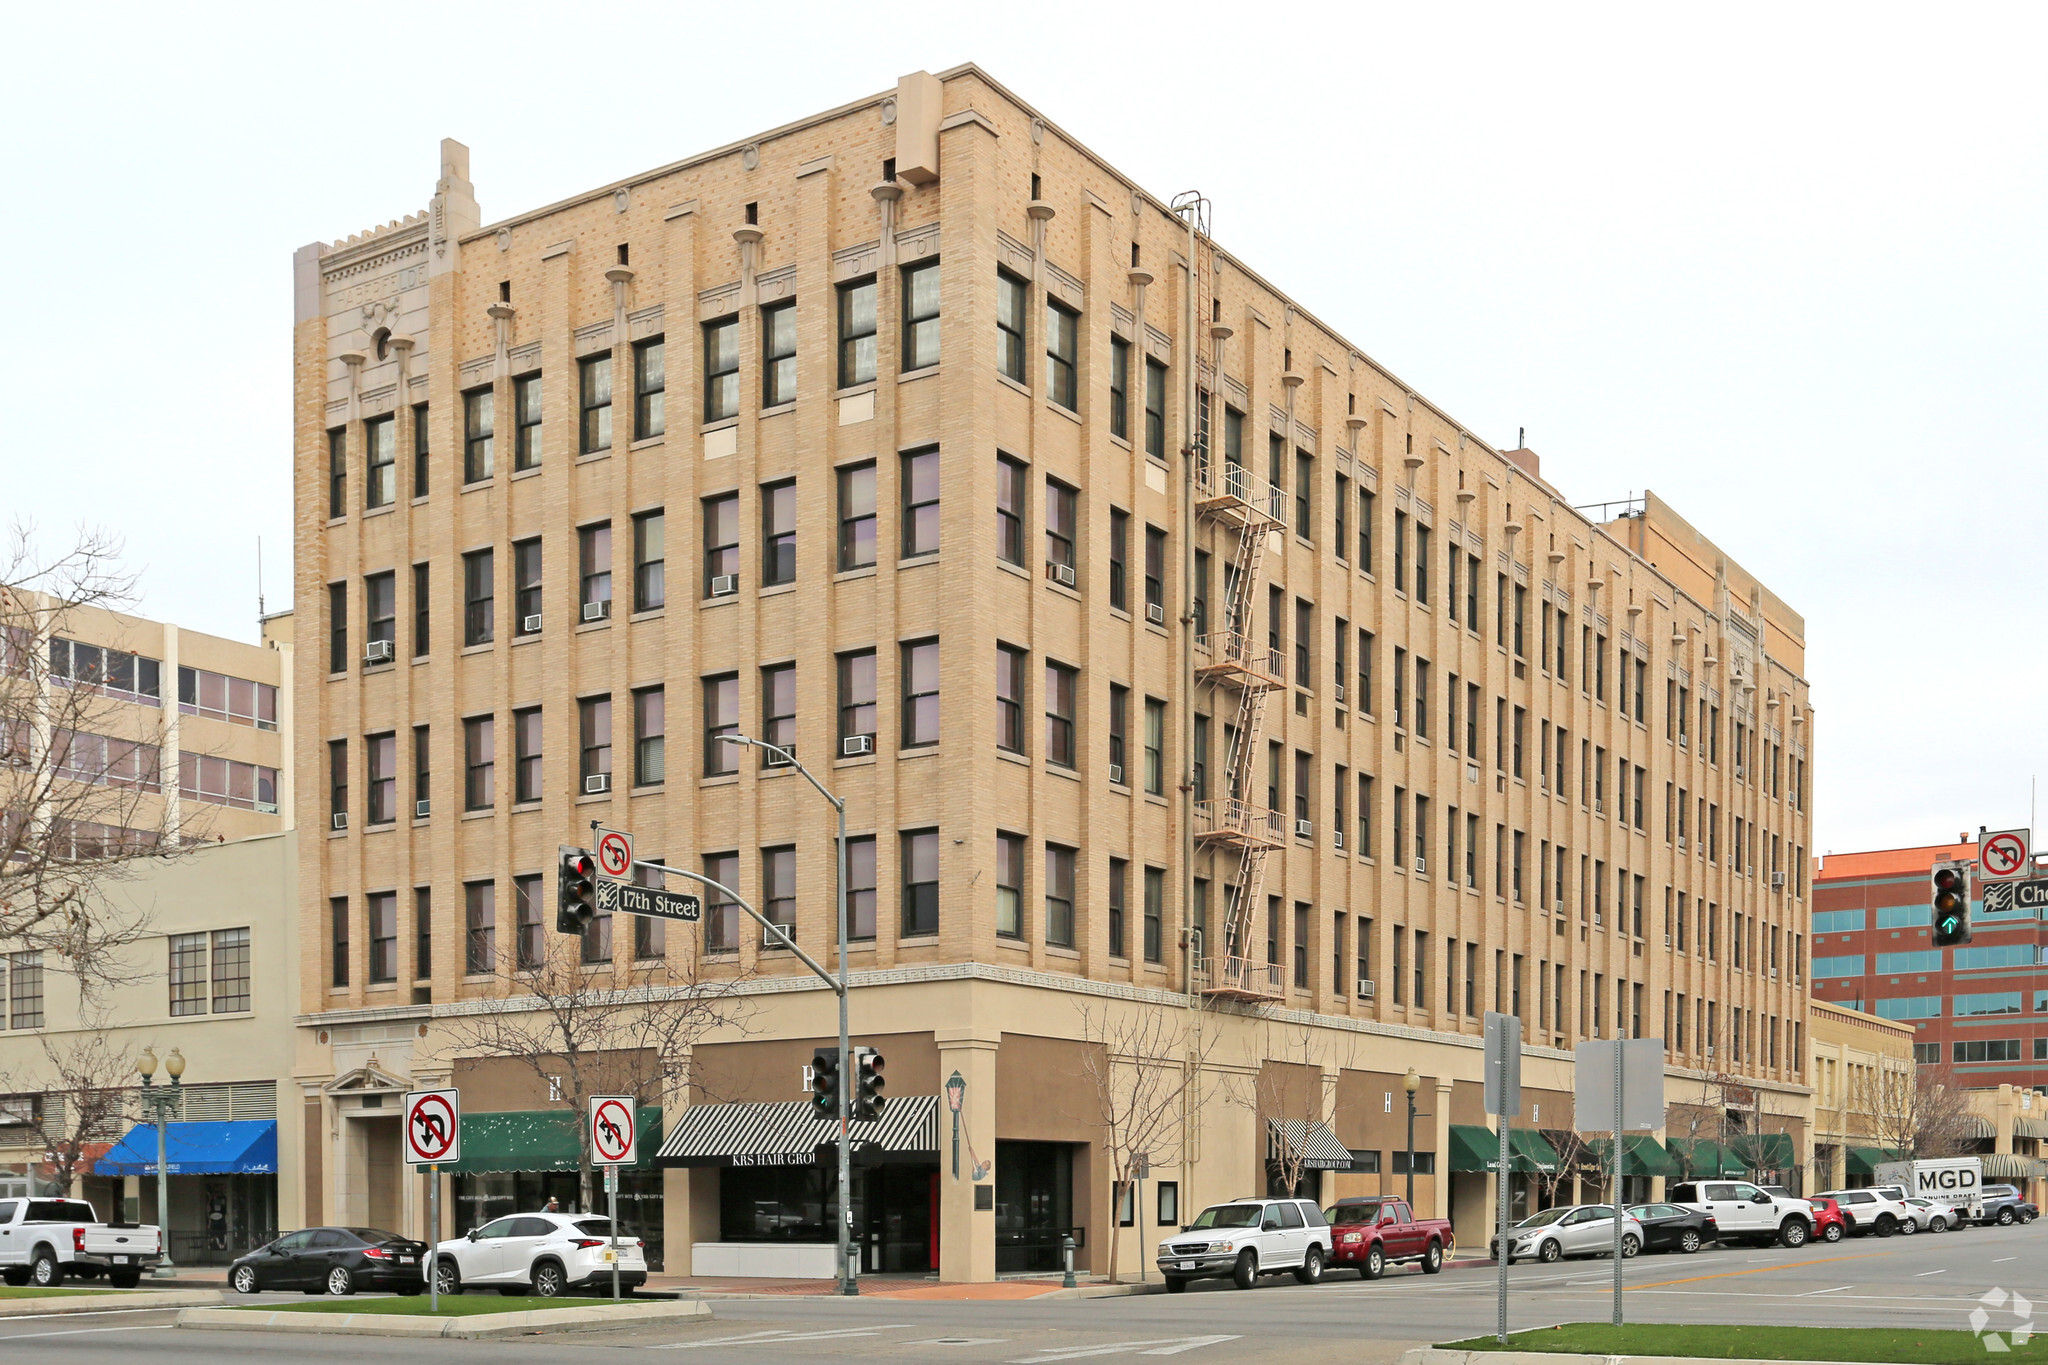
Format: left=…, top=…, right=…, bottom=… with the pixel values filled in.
left=1813, top=1188, right=1913, bottom=1239
left=1667, top=1180, right=1813, bottom=1247
left=1156, top=1197, right=1333, bottom=1291
left=434, top=1212, right=646, bottom=1296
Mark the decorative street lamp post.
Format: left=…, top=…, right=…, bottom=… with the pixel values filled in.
left=137, top=1047, right=186, bottom=1279
left=1403, top=1068, right=1421, bottom=1205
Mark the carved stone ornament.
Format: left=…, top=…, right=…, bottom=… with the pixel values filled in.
left=615, top=187, right=631, bottom=213
left=496, top=227, right=511, bottom=252
left=880, top=97, right=897, bottom=126
left=741, top=143, right=760, bottom=171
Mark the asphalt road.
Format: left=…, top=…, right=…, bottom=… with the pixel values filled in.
left=8, top=1219, right=2043, bottom=1365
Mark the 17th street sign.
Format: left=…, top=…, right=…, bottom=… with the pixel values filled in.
left=596, top=878, right=702, bottom=922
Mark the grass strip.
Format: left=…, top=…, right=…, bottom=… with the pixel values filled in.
left=1443, top=1323, right=2047, bottom=1364
left=240, top=1294, right=634, bottom=1316
left=0, top=1285, right=136, bottom=1298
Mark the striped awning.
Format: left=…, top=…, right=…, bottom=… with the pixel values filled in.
left=1961, top=1115, right=1997, bottom=1139
left=1979, top=1152, right=2042, bottom=1180
left=655, top=1094, right=938, bottom=1168
left=2015, top=1117, right=2048, bottom=1140
left=1268, top=1120, right=1354, bottom=1171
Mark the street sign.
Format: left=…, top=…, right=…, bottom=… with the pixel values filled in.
left=1483, top=1012, right=1522, bottom=1117
left=1982, top=877, right=2048, bottom=915
left=594, top=827, right=635, bottom=880
left=403, top=1088, right=460, bottom=1165
left=590, top=1095, right=637, bottom=1166
left=1574, top=1038, right=1667, bottom=1133
left=1980, top=829, right=2031, bottom=882
left=596, top=879, right=702, bottom=921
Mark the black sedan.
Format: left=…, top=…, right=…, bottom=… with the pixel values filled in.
left=1626, top=1202, right=1717, bottom=1254
left=229, top=1227, right=428, bottom=1296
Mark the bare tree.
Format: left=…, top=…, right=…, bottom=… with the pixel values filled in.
left=435, top=931, right=754, bottom=1211
left=1070, top=1001, right=1216, bottom=1284
left=1535, top=1127, right=1595, bottom=1207
left=1864, top=1058, right=1977, bottom=1160
left=1224, top=1016, right=1360, bottom=1206
left=0, top=1014, right=139, bottom=1194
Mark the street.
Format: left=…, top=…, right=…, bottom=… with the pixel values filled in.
left=6, top=1220, right=2044, bottom=1365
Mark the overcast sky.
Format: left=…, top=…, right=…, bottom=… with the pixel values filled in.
left=4, top=3, right=2042, bottom=857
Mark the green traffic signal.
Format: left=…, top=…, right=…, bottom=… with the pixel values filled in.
left=1931, top=863, right=1972, bottom=947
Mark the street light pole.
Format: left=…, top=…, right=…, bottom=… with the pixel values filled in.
left=716, top=733, right=856, bottom=1296
left=1403, top=1068, right=1420, bottom=1206
left=136, top=1047, right=186, bottom=1279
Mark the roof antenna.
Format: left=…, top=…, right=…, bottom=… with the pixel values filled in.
left=1518, top=426, right=1525, bottom=449
left=257, top=537, right=266, bottom=622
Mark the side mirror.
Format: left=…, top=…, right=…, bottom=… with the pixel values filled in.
left=467, top=1228, right=482, bottom=1241
left=1753, top=1193, right=1771, bottom=1205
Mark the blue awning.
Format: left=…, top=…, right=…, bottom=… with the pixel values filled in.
left=96, top=1120, right=277, bottom=1176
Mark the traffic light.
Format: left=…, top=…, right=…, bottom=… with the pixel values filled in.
left=557, top=846, right=598, bottom=935
left=810, top=1047, right=841, bottom=1119
left=853, top=1047, right=887, bottom=1122
left=1931, top=861, right=1973, bottom=947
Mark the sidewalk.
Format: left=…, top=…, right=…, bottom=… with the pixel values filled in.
left=641, top=1273, right=1147, bottom=1300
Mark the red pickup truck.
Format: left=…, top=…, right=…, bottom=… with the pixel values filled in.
left=1323, top=1196, right=1455, bottom=1279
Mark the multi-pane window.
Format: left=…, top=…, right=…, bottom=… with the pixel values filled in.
left=1109, top=336, right=1131, bottom=441
left=580, top=353, right=613, bottom=453
left=368, top=892, right=398, bottom=983
left=513, top=539, right=542, bottom=635
left=902, top=260, right=940, bottom=371
left=996, top=644, right=1027, bottom=753
left=463, top=548, right=494, bottom=645
left=463, top=387, right=494, bottom=482
left=633, top=509, right=665, bottom=611
left=995, top=831, right=1024, bottom=937
left=1109, top=508, right=1129, bottom=612
left=1144, top=359, right=1167, bottom=459
left=901, top=639, right=940, bottom=748
left=703, top=852, right=739, bottom=953
left=464, top=716, right=495, bottom=810
left=633, top=687, right=665, bottom=786
left=1045, top=478, right=1077, bottom=579
left=761, top=480, right=796, bottom=586
left=839, top=277, right=879, bottom=388
left=515, top=873, right=545, bottom=969
left=170, top=932, right=208, bottom=1016
left=1143, top=867, right=1164, bottom=963
left=5, top=953, right=44, bottom=1027
left=1045, top=844, right=1076, bottom=947
left=48, top=638, right=161, bottom=700
left=330, top=900, right=349, bottom=988
left=413, top=562, right=430, bottom=657
left=762, top=663, right=797, bottom=756
left=902, top=829, right=940, bottom=936
left=366, top=732, right=396, bottom=824
left=1045, top=662, right=1077, bottom=768
left=178, top=667, right=278, bottom=730
left=328, top=740, right=347, bottom=825
left=1144, top=698, right=1165, bottom=796
left=1358, top=487, right=1376, bottom=572
left=178, top=754, right=280, bottom=811
left=1045, top=299, right=1079, bottom=409
left=703, top=316, right=739, bottom=422
left=996, top=455, right=1028, bottom=565
left=703, top=675, right=738, bottom=775
left=464, top=881, right=496, bottom=975
left=1144, top=527, right=1165, bottom=621
left=328, top=582, right=347, bottom=672
left=996, top=270, right=1028, bottom=382
left=839, top=651, right=877, bottom=747
left=413, top=403, right=430, bottom=498
left=704, top=493, right=740, bottom=595
left=633, top=337, right=665, bottom=438
left=762, top=846, right=796, bottom=946
left=514, top=372, right=543, bottom=470
left=1295, top=451, right=1312, bottom=540
left=211, top=927, right=250, bottom=1012
left=579, top=522, right=612, bottom=611
left=328, top=427, right=347, bottom=517
left=513, top=707, right=542, bottom=804
left=847, top=836, right=878, bottom=940
left=762, top=301, right=797, bottom=407
left=365, top=415, right=396, bottom=509
left=1108, top=858, right=1128, bottom=958
left=580, top=695, right=612, bottom=787
left=902, top=447, right=939, bottom=557
left=1108, top=684, right=1128, bottom=783
left=839, top=462, right=877, bottom=570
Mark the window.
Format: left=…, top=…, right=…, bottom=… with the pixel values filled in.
left=1954, top=1039, right=2023, bottom=1064
left=579, top=695, right=612, bottom=786
left=415, top=887, right=432, bottom=978
left=1144, top=867, right=1164, bottom=963
left=1954, top=991, right=2022, bottom=1017
left=996, top=831, right=1024, bottom=937
left=1043, top=478, right=1078, bottom=582
left=463, top=388, right=494, bottom=482
left=328, top=739, right=348, bottom=825
left=703, top=317, right=739, bottom=421
left=761, top=663, right=796, bottom=758
left=212, top=927, right=250, bottom=1012
left=839, top=277, right=878, bottom=387
left=327, top=581, right=348, bottom=672
left=513, top=539, right=542, bottom=635
left=1414, top=524, right=1430, bottom=603
left=463, top=882, right=495, bottom=974
left=838, top=650, right=877, bottom=749
left=996, top=270, right=1028, bottom=382
left=327, top=427, right=347, bottom=517
left=170, top=933, right=208, bottom=1016
left=762, top=846, right=796, bottom=947
left=464, top=716, right=495, bottom=810
left=1158, top=1182, right=1179, bottom=1228
left=703, top=674, right=739, bottom=775
left=1194, top=550, right=1210, bottom=637
left=579, top=522, right=612, bottom=611
left=1144, top=698, right=1165, bottom=795
left=1955, top=945, right=2035, bottom=969
left=1874, top=996, right=1942, bottom=1021
left=1394, top=511, right=1406, bottom=591
left=1109, top=509, right=1129, bottom=611
left=996, top=645, right=1027, bottom=753
left=463, top=548, right=494, bottom=645
left=1109, top=336, right=1131, bottom=440
left=579, top=353, right=613, bottom=453
left=633, top=687, right=665, bottom=786
left=367, top=892, right=398, bottom=983
left=179, top=754, right=280, bottom=812
left=413, top=563, right=431, bottom=656
left=1144, top=359, right=1167, bottom=459
left=902, top=447, right=940, bottom=557
left=758, top=300, right=797, bottom=407
left=1296, top=599, right=1314, bottom=689
left=1045, top=662, right=1077, bottom=767
left=515, top=873, right=545, bottom=969
left=1145, top=527, right=1166, bottom=621
left=366, top=732, right=397, bottom=824
left=1108, top=858, right=1128, bottom=958
left=902, top=829, right=940, bottom=936
left=847, top=836, right=878, bottom=940
left=364, top=415, right=396, bottom=508
left=329, top=900, right=349, bottom=988
left=1045, top=844, right=1076, bottom=946
left=1045, top=298, right=1079, bottom=409
left=1108, top=684, right=1129, bottom=782
left=413, top=403, right=430, bottom=498
left=703, top=852, right=739, bottom=953
left=902, top=260, right=940, bottom=371
left=634, top=337, right=665, bottom=438
left=997, top=454, right=1028, bottom=564
left=1296, top=451, right=1313, bottom=541
left=1812, top=954, right=1864, bottom=978
left=902, top=639, right=940, bottom=748
left=633, top=509, right=666, bottom=611
left=704, top=493, right=740, bottom=594
left=514, top=372, right=543, bottom=470
left=839, top=463, right=877, bottom=570
left=178, top=667, right=278, bottom=730
left=1294, top=902, right=1310, bottom=988
left=746, top=479, right=794, bottom=588
left=1358, top=487, right=1375, bottom=572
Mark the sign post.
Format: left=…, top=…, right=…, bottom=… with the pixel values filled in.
left=403, top=1088, right=460, bottom=1313
left=591, top=1095, right=636, bottom=1301
left=1574, top=1038, right=1666, bottom=1329
left=1483, top=1012, right=1521, bottom=1346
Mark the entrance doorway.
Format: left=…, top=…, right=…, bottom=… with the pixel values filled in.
left=994, top=1141, right=1073, bottom=1274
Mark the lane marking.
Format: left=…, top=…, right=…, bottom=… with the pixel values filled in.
left=1918, top=1269, right=1947, bottom=1276
left=1143, top=1339, right=1244, bottom=1358
left=652, top=1324, right=917, bottom=1350
left=1803, top=1285, right=1856, bottom=1295
left=1626, top=1251, right=1891, bottom=1291
left=0, top=1324, right=173, bottom=1342
left=1009, top=1337, right=1242, bottom=1363
left=1997, top=1257, right=2017, bottom=1263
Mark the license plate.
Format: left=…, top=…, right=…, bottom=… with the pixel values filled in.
left=1178, top=1260, right=1198, bottom=1271
left=398, top=1257, right=416, bottom=1265
left=116, top=1256, right=134, bottom=1265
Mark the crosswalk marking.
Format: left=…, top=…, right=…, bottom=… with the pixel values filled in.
left=1008, top=1335, right=1243, bottom=1362
left=652, top=1324, right=917, bottom=1350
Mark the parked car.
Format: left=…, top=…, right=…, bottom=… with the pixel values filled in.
left=1812, top=1188, right=1912, bottom=1237
left=1625, top=1202, right=1717, bottom=1253
left=1489, top=1204, right=1644, bottom=1264
left=0, top=1198, right=161, bottom=1289
left=229, top=1227, right=427, bottom=1296
left=1321, top=1196, right=1454, bottom=1278
left=1976, top=1184, right=2033, bottom=1226
left=1897, top=1197, right=1960, bottom=1233
left=1156, top=1197, right=1333, bottom=1292
left=1667, top=1180, right=1814, bottom=1247
left=1805, top=1196, right=1849, bottom=1243
left=434, top=1213, right=646, bottom=1297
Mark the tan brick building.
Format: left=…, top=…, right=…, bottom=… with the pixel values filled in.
left=292, top=66, right=1816, bottom=1282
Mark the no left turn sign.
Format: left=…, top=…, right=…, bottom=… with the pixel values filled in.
left=590, top=1095, right=636, bottom=1166
left=595, top=827, right=635, bottom=879
left=404, top=1089, right=461, bottom=1165
left=1981, top=829, right=2031, bottom=882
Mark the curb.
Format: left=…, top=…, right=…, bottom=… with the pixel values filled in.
left=175, top=1298, right=713, bottom=1338
left=0, top=1290, right=224, bottom=1317
left=1404, top=1351, right=1878, bottom=1365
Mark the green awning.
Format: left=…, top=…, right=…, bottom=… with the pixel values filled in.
left=1667, top=1138, right=1745, bottom=1178
left=1845, top=1146, right=1905, bottom=1176
left=1588, top=1135, right=1680, bottom=1179
left=1447, top=1125, right=1557, bottom=1173
left=439, top=1106, right=664, bottom=1175
left=1729, top=1133, right=1795, bottom=1170
left=1511, top=1128, right=1560, bottom=1173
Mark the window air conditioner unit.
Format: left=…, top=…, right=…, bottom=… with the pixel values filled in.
left=1109, top=762, right=1125, bottom=785
left=1296, top=818, right=1314, bottom=838
left=1048, top=562, right=1077, bottom=588
left=1334, top=829, right=1346, bottom=850
left=522, top=614, right=543, bottom=634
left=331, top=812, right=348, bottom=831
left=1334, top=684, right=1347, bottom=705
left=1679, top=734, right=1689, bottom=748
left=1357, top=979, right=1376, bottom=1000
left=1706, top=1045, right=1716, bottom=1057
left=1146, top=603, right=1166, bottom=625
left=842, top=735, right=873, bottom=757
left=581, top=599, right=612, bottom=623
left=1664, top=934, right=1672, bottom=947
left=1771, top=871, right=1787, bottom=889
left=1594, top=799, right=1604, bottom=814
left=255, top=801, right=279, bottom=815
left=1678, top=837, right=1687, bottom=851
left=363, top=639, right=394, bottom=664
left=1414, top=857, right=1427, bottom=875
left=764, top=745, right=795, bottom=767
left=414, top=799, right=431, bottom=819
left=584, top=772, right=611, bottom=794
left=710, top=574, right=739, bottom=597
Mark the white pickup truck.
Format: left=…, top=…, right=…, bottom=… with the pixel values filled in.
left=0, top=1198, right=162, bottom=1288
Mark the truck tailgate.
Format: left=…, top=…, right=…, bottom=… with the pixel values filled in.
left=82, top=1227, right=160, bottom=1257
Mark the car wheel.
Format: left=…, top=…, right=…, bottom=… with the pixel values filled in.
left=1539, top=1239, right=1562, bottom=1264
left=231, top=1265, right=259, bottom=1295
left=434, top=1260, right=465, bottom=1296
left=30, top=1250, right=62, bottom=1289
left=326, top=1266, right=356, bottom=1297
left=1899, top=1217, right=1918, bottom=1236
left=1998, top=1208, right=2015, bottom=1226
left=1232, top=1249, right=1258, bottom=1290
left=1422, top=1241, right=1444, bottom=1275
left=1165, top=1275, right=1188, bottom=1294
left=1780, top=1218, right=1810, bottom=1249
left=1292, top=1246, right=1324, bottom=1285
left=1621, top=1234, right=1641, bottom=1259
left=1931, top=1217, right=1947, bottom=1233
left=1822, top=1223, right=1844, bottom=1243
left=532, top=1261, right=567, bottom=1297
left=1680, top=1229, right=1702, bottom=1254
left=1363, top=1244, right=1385, bottom=1280
left=1874, top=1214, right=1897, bottom=1238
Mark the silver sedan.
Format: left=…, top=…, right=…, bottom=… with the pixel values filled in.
left=1898, top=1197, right=1963, bottom=1233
